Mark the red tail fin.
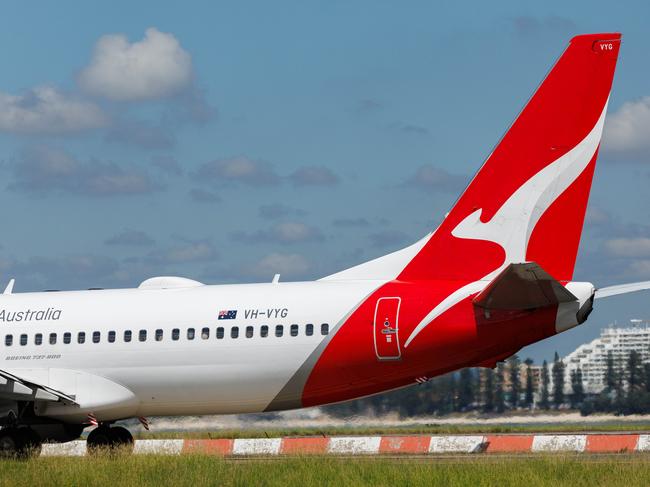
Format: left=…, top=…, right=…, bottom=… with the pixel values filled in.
left=398, top=33, right=621, bottom=283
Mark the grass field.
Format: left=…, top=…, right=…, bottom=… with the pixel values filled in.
left=1, top=455, right=650, bottom=487
left=135, top=421, right=650, bottom=439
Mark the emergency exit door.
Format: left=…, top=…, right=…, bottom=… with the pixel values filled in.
left=373, top=297, right=401, bottom=360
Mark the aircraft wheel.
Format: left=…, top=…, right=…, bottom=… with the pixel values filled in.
left=0, top=428, right=20, bottom=459
left=110, top=426, right=134, bottom=453
left=0, top=428, right=41, bottom=459
left=86, top=426, right=114, bottom=455
left=17, top=428, right=42, bottom=459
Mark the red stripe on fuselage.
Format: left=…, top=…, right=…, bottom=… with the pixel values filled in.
left=302, top=280, right=558, bottom=407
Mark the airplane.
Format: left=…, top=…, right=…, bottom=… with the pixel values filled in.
left=0, top=32, right=648, bottom=458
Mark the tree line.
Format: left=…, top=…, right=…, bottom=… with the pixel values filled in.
left=325, top=350, right=650, bottom=418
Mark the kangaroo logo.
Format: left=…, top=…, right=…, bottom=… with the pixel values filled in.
left=404, top=101, right=609, bottom=348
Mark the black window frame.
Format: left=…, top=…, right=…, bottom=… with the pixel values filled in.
left=321, top=323, right=329, bottom=336
left=155, top=329, right=163, bottom=342
left=34, top=333, right=43, bottom=346
left=260, top=325, right=269, bottom=338
left=201, top=327, right=210, bottom=340
left=108, top=331, right=116, bottom=343
left=306, top=323, right=314, bottom=336
left=124, top=330, right=132, bottom=343
left=49, top=333, right=57, bottom=345
left=78, top=332, right=86, bottom=344
left=275, top=325, right=283, bottom=337
left=63, top=332, right=71, bottom=344
left=246, top=326, right=253, bottom=338
left=92, top=331, right=100, bottom=344
left=20, top=334, right=27, bottom=346
left=172, top=328, right=180, bottom=341
left=216, top=327, right=224, bottom=339
left=231, top=326, right=239, bottom=339
left=290, top=324, right=298, bottom=337
left=5, top=334, right=12, bottom=346
left=187, top=328, right=195, bottom=340
left=139, top=329, right=147, bottom=342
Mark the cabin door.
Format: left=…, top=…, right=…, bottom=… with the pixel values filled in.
left=373, top=297, right=401, bottom=360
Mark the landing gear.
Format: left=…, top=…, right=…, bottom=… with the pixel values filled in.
left=87, top=425, right=134, bottom=454
left=0, top=427, right=42, bottom=459
left=111, top=426, right=134, bottom=448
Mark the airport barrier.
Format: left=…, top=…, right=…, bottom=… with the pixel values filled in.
left=38, top=434, right=650, bottom=456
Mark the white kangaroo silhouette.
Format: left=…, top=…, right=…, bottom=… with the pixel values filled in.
left=404, top=101, right=608, bottom=348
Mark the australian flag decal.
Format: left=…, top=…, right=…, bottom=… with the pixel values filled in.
left=218, top=310, right=237, bottom=320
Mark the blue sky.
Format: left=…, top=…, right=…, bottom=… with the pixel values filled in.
left=0, top=1, right=649, bottom=362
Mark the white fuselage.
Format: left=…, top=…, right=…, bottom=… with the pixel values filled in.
left=0, top=280, right=382, bottom=422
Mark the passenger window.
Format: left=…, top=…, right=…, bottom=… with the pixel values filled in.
left=216, top=327, right=224, bottom=339
left=321, top=323, right=329, bottom=336
left=50, top=333, right=57, bottom=345
left=78, top=332, right=85, bottom=344
left=172, top=328, right=180, bottom=341
left=290, top=324, right=298, bottom=337
left=201, top=327, right=210, bottom=339
left=246, top=326, right=253, bottom=338
left=231, top=327, right=239, bottom=339
left=124, top=330, right=132, bottom=343
left=187, top=328, right=195, bottom=340
left=139, top=330, right=147, bottom=342
left=64, top=332, right=71, bottom=344
left=260, top=325, right=268, bottom=338
left=108, top=331, right=116, bottom=343
left=275, top=325, right=283, bottom=337
left=156, top=329, right=163, bottom=342
left=306, top=324, right=313, bottom=336
left=20, top=334, right=27, bottom=346
left=35, top=333, right=43, bottom=346
left=5, top=334, right=12, bottom=346
left=93, top=331, right=100, bottom=343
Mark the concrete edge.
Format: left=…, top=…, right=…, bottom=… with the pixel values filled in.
left=38, top=434, right=648, bottom=456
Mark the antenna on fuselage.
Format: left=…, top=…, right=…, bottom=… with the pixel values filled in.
left=272, top=274, right=281, bottom=284
left=3, top=279, right=15, bottom=295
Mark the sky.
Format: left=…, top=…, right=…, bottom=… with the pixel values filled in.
left=0, top=1, right=649, bottom=362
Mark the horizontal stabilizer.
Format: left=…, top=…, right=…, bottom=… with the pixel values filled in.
left=473, top=262, right=577, bottom=310
left=595, top=281, right=650, bottom=299
left=0, top=369, right=77, bottom=405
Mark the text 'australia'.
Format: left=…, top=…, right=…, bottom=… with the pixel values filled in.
left=0, top=308, right=62, bottom=322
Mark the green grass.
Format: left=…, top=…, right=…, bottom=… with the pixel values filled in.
left=135, top=422, right=650, bottom=439
left=1, top=454, right=650, bottom=487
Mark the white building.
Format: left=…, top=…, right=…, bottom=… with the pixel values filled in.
left=560, top=320, right=650, bottom=394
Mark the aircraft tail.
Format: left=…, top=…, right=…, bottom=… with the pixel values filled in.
left=398, top=33, right=621, bottom=283
left=324, top=33, right=621, bottom=283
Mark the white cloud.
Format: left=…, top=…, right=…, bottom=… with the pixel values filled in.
left=0, top=86, right=108, bottom=134
left=604, top=237, right=650, bottom=258
left=271, top=222, right=323, bottom=243
left=289, top=166, right=340, bottom=186
left=79, top=28, right=192, bottom=101
left=621, top=259, right=650, bottom=279
left=165, top=241, right=216, bottom=263
left=402, top=165, right=467, bottom=193
left=585, top=206, right=611, bottom=226
left=11, top=146, right=160, bottom=196
left=144, top=239, right=218, bottom=265
left=602, top=97, right=650, bottom=160
left=193, top=156, right=281, bottom=187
